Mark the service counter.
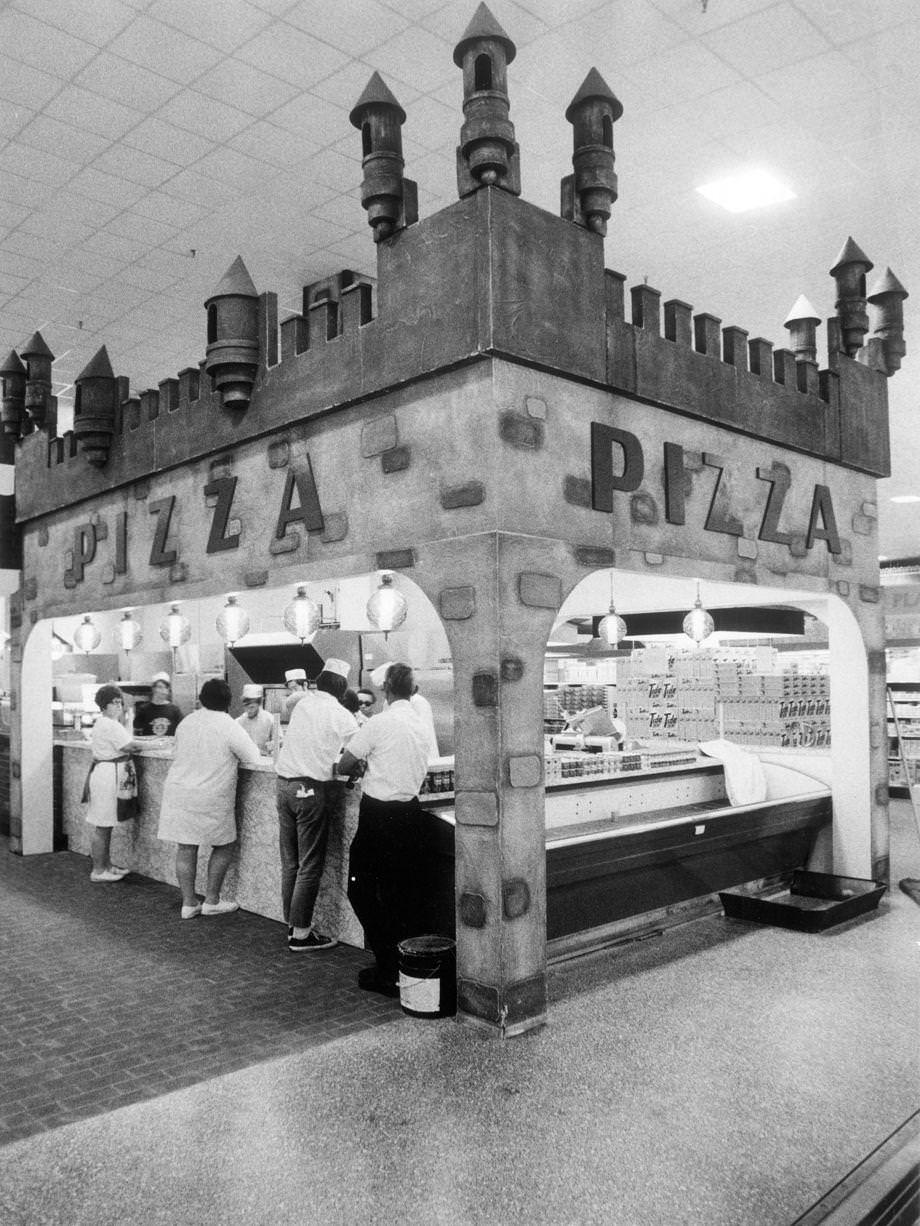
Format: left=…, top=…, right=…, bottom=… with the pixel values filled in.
left=56, top=738, right=364, bottom=947
left=422, top=751, right=833, bottom=956
left=57, top=737, right=833, bottom=959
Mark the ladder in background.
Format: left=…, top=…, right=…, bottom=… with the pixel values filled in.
left=886, top=686, right=920, bottom=902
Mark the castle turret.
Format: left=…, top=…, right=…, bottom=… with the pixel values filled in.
left=72, top=345, right=118, bottom=468
left=561, top=68, right=623, bottom=236
left=868, top=266, right=909, bottom=375
left=20, top=330, right=54, bottom=429
left=830, top=237, right=873, bottom=357
left=453, top=2, right=520, bottom=197
left=0, top=350, right=26, bottom=436
left=350, top=72, right=418, bottom=243
left=204, top=256, right=260, bottom=410
left=783, top=295, right=822, bottom=364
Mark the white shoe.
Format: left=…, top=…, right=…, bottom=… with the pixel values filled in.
left=181, top=903, right=202, bottom=920
left=201, top=899, right=239, bottom=917
left=90, top=866, right=129, bottom=883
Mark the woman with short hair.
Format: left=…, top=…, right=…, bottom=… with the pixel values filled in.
left=83, top=684, right=144, bottom=883
left=157, top=678, right=262, bottom=919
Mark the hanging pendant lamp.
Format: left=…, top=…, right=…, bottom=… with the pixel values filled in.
left=115, top=610, right=143, bottom=652
left=73, top=614, right=101, bottom=652
left=159, top=604, right=191, bottom=649
left=216, top=594, right=250, bottom=646
left=683, top=581, right=714, bottom=644
left=283, top=584, right=321, bottom=644
left=366, top=571, right=407, bottom=640
left=597, top=570, right=628, bottom=646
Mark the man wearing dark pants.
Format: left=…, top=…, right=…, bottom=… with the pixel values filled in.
left=275, top=658, right=357, bottom=952
left=338, top=662, right=430, bottom=996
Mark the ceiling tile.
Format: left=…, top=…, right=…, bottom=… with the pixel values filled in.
left=156, top=87, right=254, bottom=140
left=104, top=211, right=180, bottom=245
left=192, top=56, right=300, bottom=117
left=17, top=210, right=96, bottom=246
left=235, top=21, right=350, bottom=89
left=131, top=190, right=206, bottom=228
left=75, top=51, right=183, bottom=111
left=702, top=3, right=831, bottom=75
left=17, top=0, right=138, bottom=44
left=160, top=167, right=244, bottom=207
left=67, top=166, right=150, bottom=206
left=0, top=7, right=98, bottom=74
left=123, top=117, right=217, bottom=167
left=0, top=98, right=33, bottom=142
left=147, top=0, right=273, bottom=53
left=366, top=25, right=456, bottom=93
left=44, top=85, right=144, bottom=141
left=191, top=146, right=282, bottom=191
left=227, top=120, right=320, bottom=168
left=92, top=142, right=180, bottom=188
left=0, top=52, right=64, bottom=109
left=17, top=114, right=113, bottom=163
left=0, top=142, right=80, bottom=189
left=0, top=201, right=32, bottom=231
left=404, top=95, right=460, bottom=152
left=285, top=0, right=408, bottom=54
left=266, top=90, right=352, bottom=141
left=651, top=0, right=779, bottom=35
left=107, top=14, right=225, bottom=84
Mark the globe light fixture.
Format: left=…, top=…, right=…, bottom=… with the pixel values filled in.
left=683, top=582, right=714, bottom=645
left=366, top=571, right=407, bottom=640
left=115, top=610, right=143, bottom=652
left=283, top=584, right=321, bottom=644
left=216, top=594, right=250, bottom=646
left=597, top=571, right=627, bottom=646
left=73, top=614, right=101, bottom=653
left=159, top=604, right=191, bottom=649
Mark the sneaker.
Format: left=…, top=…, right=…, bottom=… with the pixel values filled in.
left=201, top=899, right=239, bottom=917
left=90, top=866, right=130, bottom=883
left=289, top=930, right=337, bottom=951
left=180, top=903, right=202, bottom=920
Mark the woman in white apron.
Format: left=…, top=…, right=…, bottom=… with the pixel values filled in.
left=83, top=684, right=143, bottom=883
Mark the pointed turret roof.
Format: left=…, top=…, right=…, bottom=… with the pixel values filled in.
left=784, top=295, right=821, bottom=326
left=830, top=236, right=873, bottom=276
left=20, top=331, right=54, bottom=360
left=350, top=71, right=406, bottom=127
left=565, top=67, right=623, bottom=123
left=206, top=255, right=257, bottom=303
left=453, top=3, right=516, bottom=66
left=76, top=345, right=114, bottom=382
left=868, top=266, right=909, bottom=301
left=0, top=349, right=26, bottom=376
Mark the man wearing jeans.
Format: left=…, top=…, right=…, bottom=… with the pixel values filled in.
left=275, top=658, right=357, bottom=951
left=337, top=662, right=431, bottom=996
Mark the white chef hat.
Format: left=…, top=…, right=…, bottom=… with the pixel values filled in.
left=151, top=672, right=170, bottom=685
left=321, top=658, right=350, bottom=680
left=284, top=668, right=307, bottom=682
left=241, top=684, right=263, bottom=700
left=369, top=662, right=394, bottom=688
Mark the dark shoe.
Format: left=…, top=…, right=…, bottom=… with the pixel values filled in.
left=289, top=930, right=338, bottom=952
left=357, top=966, right=399, bottom=998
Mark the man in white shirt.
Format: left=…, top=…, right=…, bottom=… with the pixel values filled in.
left=275, top=658, right=357, bottom=952
left=369, top=661, right=440, bottom=761
left=338, top=662, right=431, bottom=997
left=281, top=667, right=308, bottom=722
left=236, top=683, right=274, bottom=754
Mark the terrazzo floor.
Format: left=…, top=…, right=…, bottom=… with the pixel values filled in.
left=1, top=803, right=919, bottom=1225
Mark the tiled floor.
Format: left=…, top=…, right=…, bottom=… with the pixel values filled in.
left=1, top=805, right=918, bottom=1225
left=0, top=845, right=398, bottom=1148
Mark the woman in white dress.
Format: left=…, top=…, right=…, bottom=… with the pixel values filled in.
left=158, top=678, right=262, bottom=920
left=84, top=684, right=144, bottom=883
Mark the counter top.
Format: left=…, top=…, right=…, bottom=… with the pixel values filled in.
left=54, top=736, right=278, bottom=771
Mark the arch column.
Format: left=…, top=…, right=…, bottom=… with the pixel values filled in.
left=414, top=531, right=567, bottom=1036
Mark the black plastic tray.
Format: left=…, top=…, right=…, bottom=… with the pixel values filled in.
left=719, top=870, right=887, bottom=933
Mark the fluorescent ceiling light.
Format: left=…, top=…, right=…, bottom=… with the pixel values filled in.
left=696, top=167, right=796, bottom=213
left=889, top=495, right=920, bottom=503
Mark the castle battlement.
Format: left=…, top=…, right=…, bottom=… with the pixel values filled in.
left=3, top=4, right=905, bottom=524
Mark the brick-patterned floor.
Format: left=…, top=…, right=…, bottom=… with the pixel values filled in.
left=0, top=841, right=400, bottom=1148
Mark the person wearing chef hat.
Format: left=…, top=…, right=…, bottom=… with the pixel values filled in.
left=236, top=683, right=274, bottom=755
left=282, top=668, right=308, bottom=722
left=369, top=662, right=440, bottom=762
left=275, top=658, right=359, bottom=952
left=133, top=672, right=183, bottom=738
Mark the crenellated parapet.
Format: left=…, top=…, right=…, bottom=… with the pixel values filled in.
left=7, top=2, right=907, bottom=524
